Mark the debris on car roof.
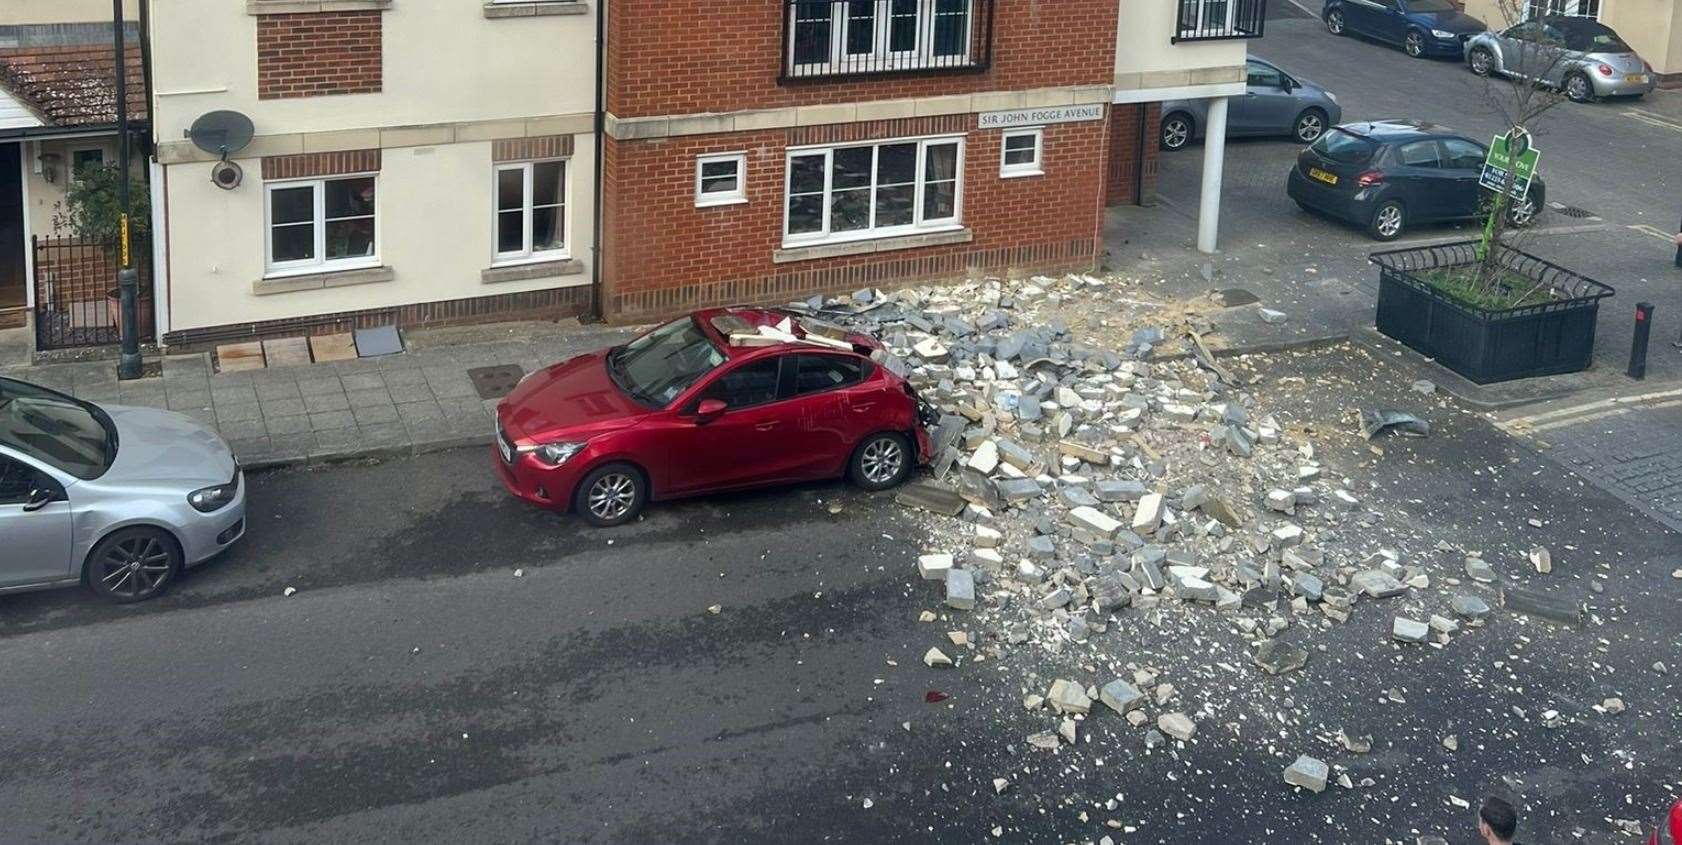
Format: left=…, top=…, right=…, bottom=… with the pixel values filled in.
left=713, top=311, right=854, bottom=351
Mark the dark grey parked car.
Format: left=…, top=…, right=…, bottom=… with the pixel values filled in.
left=1160, top=58, right=1343, bottom=151
left=1465, top=16, right=1654, bottom=102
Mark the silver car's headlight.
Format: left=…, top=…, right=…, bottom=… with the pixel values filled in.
left=521, top=441, right=587, bottom=467
left=1325, top=91, right=1339, bottom=103
left=188, top=480, right=238, bottom=513
left=1431, top=29, right=1454, bottom=38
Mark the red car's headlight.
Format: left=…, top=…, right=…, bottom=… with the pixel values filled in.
left=521, top=441, right=587, bottom=467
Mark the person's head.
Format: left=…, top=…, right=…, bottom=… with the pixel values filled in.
left=1478, top=796, right=1518, bottom=843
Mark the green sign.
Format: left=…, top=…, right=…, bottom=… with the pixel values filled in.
left=1479, top=131, right=1541, bottom=200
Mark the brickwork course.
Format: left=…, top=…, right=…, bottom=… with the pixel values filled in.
left=600, top=0, right=1121, bottom=323
left=256, top=11, right=382, bottom=100
left=605, top=0, right=1118, bottom=117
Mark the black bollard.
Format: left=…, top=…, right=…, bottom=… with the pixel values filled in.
left=1628, top=302, right=1653, bottom=380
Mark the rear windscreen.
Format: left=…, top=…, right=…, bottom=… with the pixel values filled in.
left=1312, top=129, right=1377, bottom=164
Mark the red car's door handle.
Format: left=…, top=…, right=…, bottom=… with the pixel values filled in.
left=755, top=421, right=780, bottom=431
left=850, top=402, right=876, bottom=413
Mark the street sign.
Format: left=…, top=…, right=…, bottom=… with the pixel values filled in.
left=1478, top=130, right=1541, bottom=201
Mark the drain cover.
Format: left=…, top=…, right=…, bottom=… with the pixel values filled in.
left=1211, top=288, right=1261, bottom=307
left=468, top=364, right=526, bottom=400
left=1551, top=204, right=1596, bottom=219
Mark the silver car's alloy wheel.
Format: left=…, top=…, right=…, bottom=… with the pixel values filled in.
left=1162, top=118, right=1190, bottom=151
left=1295, top=112, right=1325, bottom=142
left=1405, top=31, right=1424, bottom=57
left=97, top=536, right=173, bottom=599
left=860, top=438, right=905, bottom=485
left=586, top=473, right=637, bottom=522
left=1565, top=74, right=1592, bottom=102
left=1375, top=205, right=1404, bottom=238
left=1469, top=49, right=1492, bottom=76
left=1326, top=10, right=1344, bottom=33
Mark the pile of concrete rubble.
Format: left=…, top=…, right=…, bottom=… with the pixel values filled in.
left=790, top=272, right=1509, bottom=793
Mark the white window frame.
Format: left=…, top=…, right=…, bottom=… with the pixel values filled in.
left=492, top=158, right=570, bottom=266
left=789, top=0, right=975, bottom=75
left=999, top=127, right=1043, bottom=178
left=263, top=173, right=381, bottom=278
left=1523, top=0, right=1600, bottom=19
left=68, top=146, right=105, bottom=182
left=781, top=134, right=965, bottom=248
left=695, top=152, right=748, bottom=208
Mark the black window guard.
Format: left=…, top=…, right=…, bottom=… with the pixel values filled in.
left=1173, top=0, right=1267, bottom=42
left=781, top=0, right=995, bottom=83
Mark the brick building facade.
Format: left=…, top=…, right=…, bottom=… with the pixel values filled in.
left=600, top=0, right=1120, bottom=323
left=255, top=11, right=383, bottom=100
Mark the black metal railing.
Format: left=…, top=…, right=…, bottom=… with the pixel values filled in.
left=781, top=0, right=994, bottom=82
left=1173, top=0, right=1267, bottom=43
left=1369, top=240, right=1613, bottom=318
left=32, top=235, right=154, bottom=351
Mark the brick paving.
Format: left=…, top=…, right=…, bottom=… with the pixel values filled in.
left=1529, top=404, right=1682, bottom=534
left=2, top=323, right=635, bottom=469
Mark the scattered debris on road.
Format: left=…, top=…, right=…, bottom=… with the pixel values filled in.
left=1359, top=408, right=1430, bottom=440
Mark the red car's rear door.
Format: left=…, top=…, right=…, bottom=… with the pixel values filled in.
left=785, top=353, right=875, bottom=479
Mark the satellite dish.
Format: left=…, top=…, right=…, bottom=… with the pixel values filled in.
left=186, top=110, right=255, bottom=161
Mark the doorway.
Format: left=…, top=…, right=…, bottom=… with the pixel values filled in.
left=0, top=143, right=25, bottom=314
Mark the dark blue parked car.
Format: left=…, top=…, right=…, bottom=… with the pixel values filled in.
left=1323, top=0, right=1485, bottom=58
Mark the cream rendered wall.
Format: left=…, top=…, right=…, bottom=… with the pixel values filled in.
left=0, top=0, right=137, bottom=26
left=151, top=1, right=597, bottom=142
left=1606, top=0, right=1681, bottom=74
left=164, top=137, right=596, bottom=331
left=1114, top=0, right=1250, bottom=84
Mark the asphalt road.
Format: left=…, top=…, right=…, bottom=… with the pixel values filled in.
left=2, top=347, right=1678, bottom=844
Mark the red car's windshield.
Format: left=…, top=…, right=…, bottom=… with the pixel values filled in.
left=606, top=317, right=727, bottom=407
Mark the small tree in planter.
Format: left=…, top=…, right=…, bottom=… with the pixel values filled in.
left=1454, top=0, right=1573, bottom=305
left=1371, top=0, right=1618, bottom=384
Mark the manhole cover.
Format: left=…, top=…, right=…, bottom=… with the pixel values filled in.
left=1552, top=204, right=1595, bottom=219
left=1211, top=288, right=1261, bottom=308
left=468, top=364, right=526, bottom=400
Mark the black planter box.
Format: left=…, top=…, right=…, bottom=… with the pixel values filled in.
left=1370, top=241, right=1614, bottom=384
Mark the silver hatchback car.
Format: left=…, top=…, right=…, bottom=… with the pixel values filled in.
left=0, top=377, right=246, bottom=603
left=1465, top=16, right=1654, bottom=101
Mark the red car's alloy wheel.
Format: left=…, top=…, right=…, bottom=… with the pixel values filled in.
left=586, top=472, right=638, bottom=522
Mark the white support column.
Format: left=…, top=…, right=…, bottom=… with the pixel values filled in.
left=148, top=159, right=169, bottom=343
left=1197, top=96, right=1228, bottom=255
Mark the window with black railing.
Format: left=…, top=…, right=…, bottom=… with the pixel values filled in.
left=782, top=0, right=994, bottom=82
left=1174, top=0, right=1266, bottom=42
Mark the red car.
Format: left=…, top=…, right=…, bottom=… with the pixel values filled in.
left=493, top=308, right=932, bottom=526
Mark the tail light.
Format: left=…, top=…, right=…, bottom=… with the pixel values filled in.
left=1356, top=170, right=1385, bottom=188
left=1596, top=63, right=1614, bottom=76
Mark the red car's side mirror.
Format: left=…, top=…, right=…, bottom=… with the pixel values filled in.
left=694, top=398, right=727, bottom=424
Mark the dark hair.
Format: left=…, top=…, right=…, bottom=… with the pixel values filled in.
left=1480, top=796, right=1518, bottom=840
